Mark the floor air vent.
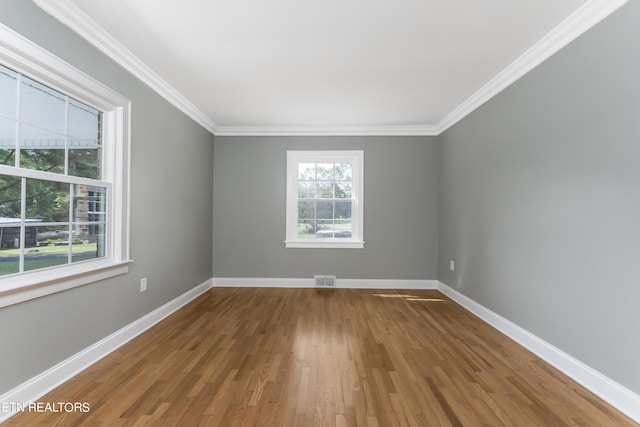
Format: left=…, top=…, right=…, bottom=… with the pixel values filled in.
left=314, top=275, right=336, bottom=287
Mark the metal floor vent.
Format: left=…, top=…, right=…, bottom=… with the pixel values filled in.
left=314, top=275, right=336, bottom=287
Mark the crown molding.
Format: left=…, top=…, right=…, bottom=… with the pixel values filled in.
left=214, top=124, right=439, bottom=136
left=32, top=0, right=218, bottom=135
left=33, top=0, right=627, bottom=138
left=434, top=0, right=629, bottom=134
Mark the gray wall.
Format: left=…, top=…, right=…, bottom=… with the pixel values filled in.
left=0, top=1, right=213, bottom=394
left=213, top=136, right=439, bottom=280
left=438, top=1, right=640, bottom=394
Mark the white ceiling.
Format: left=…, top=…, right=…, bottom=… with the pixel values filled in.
left=34, top=0, right=626, bottom=135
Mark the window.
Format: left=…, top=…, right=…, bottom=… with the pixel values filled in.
left=0, top=23, right=130, bottom=307
left=286, top=150, right=364, bottom=248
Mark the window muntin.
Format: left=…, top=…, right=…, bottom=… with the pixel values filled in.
left=286, top=150, right=364, bottom=248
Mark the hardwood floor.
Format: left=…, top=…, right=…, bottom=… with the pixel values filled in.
left=6, top=288, right=637, bottom=426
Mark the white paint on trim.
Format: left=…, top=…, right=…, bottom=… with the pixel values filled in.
left=434, top=0, right=629, bottom=134
left=32, top=0, right=627, bottom=137
left=213, top=277, right=437, bottom=289
left=437, top=280, right=640, bottom=424
left=0, top=278, right=213, bottom=423
left=32, top=0, right=218, bottom=135
left=214, top=125, right=439, bottom=137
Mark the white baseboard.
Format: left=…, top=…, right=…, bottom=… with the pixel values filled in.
left=0, top=278, right=213, bottom=423
left=437, top=281, right=640, bottom=424
left=212, top=277, right=438, bottom=289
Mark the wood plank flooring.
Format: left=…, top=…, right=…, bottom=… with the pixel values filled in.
left=6, top=288, right=638, bottom=426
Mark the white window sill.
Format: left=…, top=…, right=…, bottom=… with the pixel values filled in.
left=285, top=241, right=365, bottom=249
left=0, top=259, right=132, bottom=308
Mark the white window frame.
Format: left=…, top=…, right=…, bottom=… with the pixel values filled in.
left=285, top=150, right=364, bottom=249
left=0, top=23, right=131, bottom=308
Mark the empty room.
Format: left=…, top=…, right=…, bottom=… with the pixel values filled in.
left=0, top=0, right=639, bottom=425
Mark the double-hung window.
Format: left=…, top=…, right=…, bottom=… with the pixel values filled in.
left=0, top=24, right=130, bottom=307
left=286, top=150, right=364, bottom=248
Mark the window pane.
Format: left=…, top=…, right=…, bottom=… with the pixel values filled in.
left=335, top=201, right=352, bottom=220
left=316, top=163, right=334, bottom=180
left=335, top=181, right=352, bottom=198
left=0, top=117, right=15, bottom=166
left=20, top=76, right=66, bottom=133
left=72, top=223, right=105, bottom=263
left=316, top=181, right=333, bottom=198
left=26, top=225, right=70, bottom=271
left=297, top=220, right=315, bottom=238
left=0, top=175, right=21, bottom=219
left=20, top=123, right=65, bottom=149
left=334, top=220, right=352, bottom=238
left=35, top=224, right=71, bottom=247
left=0, top=64, right=17, bottom=118
left=298, top=163, right=315, bottom=180
left=69, top=147, right=100, bottom=179
left=298, top=181, right=315, bottom=199
left=316, top=201, right=334, bottom=219
left=297, top=200, right=315, bottom=220
left=20, top=148, right=65, bottom=174
left=25, top=179, right=69, bottom=223
left=73, top=185, right=106, bottom=222
left=335, top=163, right=352, bottom=181
left=0, top=227, right=19, bottom=275
left=316, top=220, right=334, bottom=238
left=68, top=99, right=99, bottom=139
left=0, top=254, right=19, bottom=275
left=20, top=123, right=65, bottom=173
left=0, top=224, right=21, bottom=245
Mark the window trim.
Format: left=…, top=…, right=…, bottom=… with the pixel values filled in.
left=285, top=150, right=364, bottom=249
left=0, top=22, right=131, bottom=308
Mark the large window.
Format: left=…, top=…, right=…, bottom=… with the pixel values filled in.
left=286, top=150, right=364, bottom=248
left=0, top=65, right=106, bottom=274
left=0, top=23, right=130, bottom=307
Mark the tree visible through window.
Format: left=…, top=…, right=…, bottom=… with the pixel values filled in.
left=297, top=161, right=353, bottom=239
